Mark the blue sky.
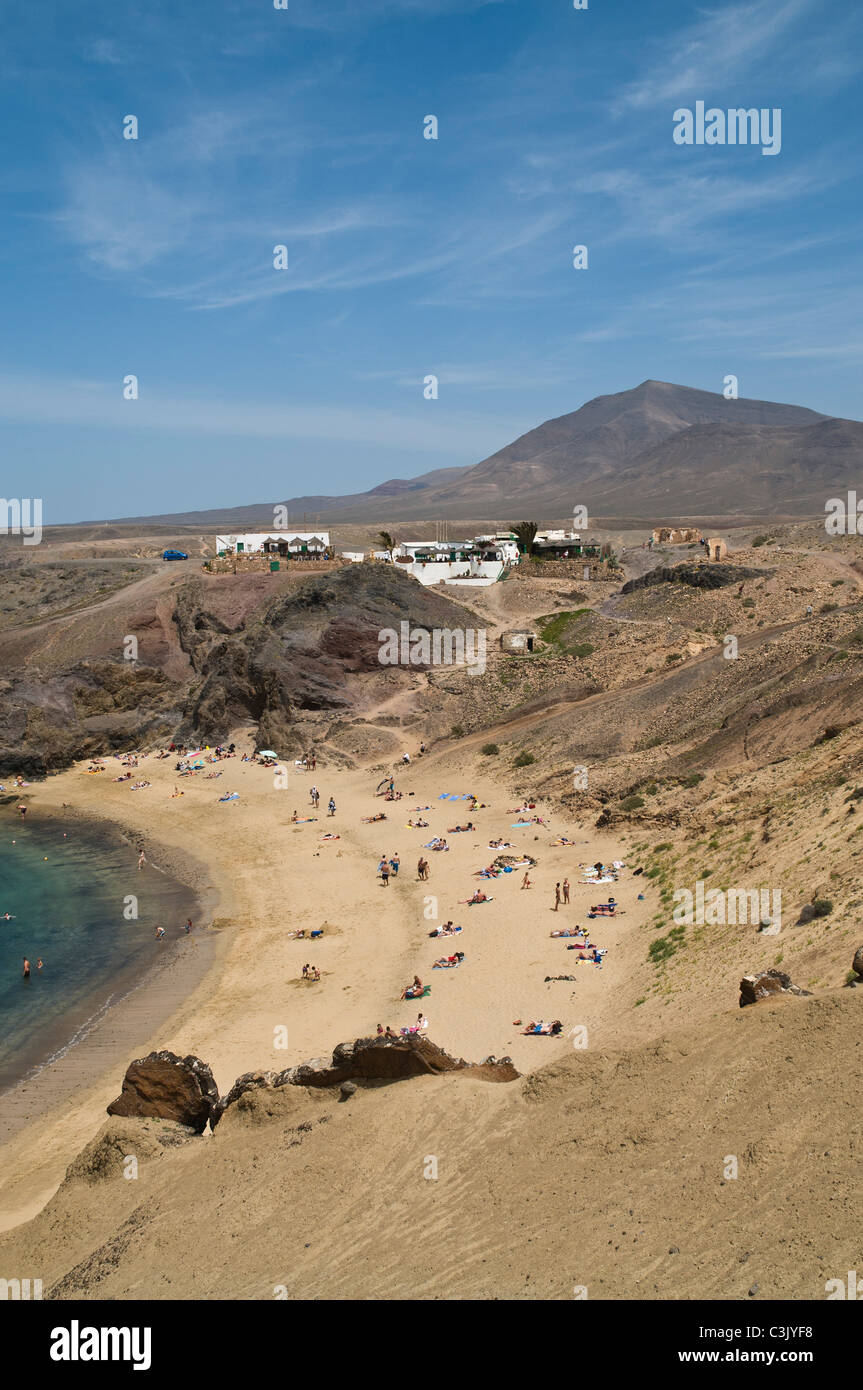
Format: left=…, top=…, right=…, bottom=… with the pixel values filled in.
left=1, top=0, right=860, bottom=522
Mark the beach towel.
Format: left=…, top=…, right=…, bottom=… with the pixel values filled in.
left=219, top=792, right=239, bottom=802
left=511, top=821, right=532, bottom=828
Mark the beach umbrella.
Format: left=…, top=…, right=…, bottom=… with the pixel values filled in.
left=257, top=749, right=278, bottom=758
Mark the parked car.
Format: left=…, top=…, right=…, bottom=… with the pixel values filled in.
left=162, top=549, right=188, bottom=561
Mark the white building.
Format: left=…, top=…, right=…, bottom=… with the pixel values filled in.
left=215, top=531, right=331, bottom=557
left=391, top=537, right=515, bottom=587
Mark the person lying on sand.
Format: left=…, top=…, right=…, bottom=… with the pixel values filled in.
left=428, top=922, right=461, bottom=937
left=363, top=812, right=387, bottom=823
left=447, top=823, right=475, bottom=833
left=433, top=952, right=464, bottom=968
left=467, top=890, right=488, bottom=904
left=407, top=817, right=429, bottom=828
left=522, top=1019, right=562, bottom=1036
left=551, top=928, right=586, bottom=938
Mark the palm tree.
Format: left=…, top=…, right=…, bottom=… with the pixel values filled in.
left=378, top=530, right=396, bottom=554
left=510, top=521, right=538, bottom=557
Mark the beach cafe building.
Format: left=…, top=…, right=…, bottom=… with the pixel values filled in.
left=215, top=531, right=331, bottom=559
left=392, top=536, right=518, bottom=587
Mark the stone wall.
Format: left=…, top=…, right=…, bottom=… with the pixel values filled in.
left=512, top=558, right=618, bottom=581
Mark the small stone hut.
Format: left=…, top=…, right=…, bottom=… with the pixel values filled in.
left=500, top=630, right=536, bottom=653
left=705, top=537, right=727, bottom=561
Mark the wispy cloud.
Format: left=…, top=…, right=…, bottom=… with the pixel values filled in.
left=618, top=0, right=816, bottom=110
left=0, top=370, right=528, bottom=453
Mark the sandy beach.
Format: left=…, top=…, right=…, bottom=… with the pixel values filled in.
left=0, top=740, right=646, bottom=1229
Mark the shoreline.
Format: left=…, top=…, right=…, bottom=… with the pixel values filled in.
left=0, top=750, right=645, bottom=1231
left=0, top=787, right=226, bottom=1230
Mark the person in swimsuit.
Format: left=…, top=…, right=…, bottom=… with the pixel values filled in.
left=22, top=956, right=30, bottom=978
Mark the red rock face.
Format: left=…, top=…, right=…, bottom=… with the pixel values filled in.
left=210, top=1036, right=520, bottom=1126
left=107, top=1051, right=218, bottom=1134
left=739, top=970, right=810, bottom=1008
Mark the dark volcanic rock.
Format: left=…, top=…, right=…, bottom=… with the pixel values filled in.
left=213, top=1035, right=520, bottom=1124
left=622, top=562, right=769, bottom=595
left=107, top=1051, right=219, bottom=1133
left=739, top=970, right=812, bottom=1008
left=853, top=945, right=863, bottom=980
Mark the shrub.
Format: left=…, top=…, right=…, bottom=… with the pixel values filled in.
left=481, top=742, right=499, bottom=756
left=666, top=652, right=682, bottom=663
left=572, top=642, right=595, bottom=659
left=450, top=724, right=465, bottom=738
left=820, top=602, right=838, bottom=613
left=752, top=534, right=770, bottom=547
left=680, top=772, right=704, bottom=788
left=620, top=794, right=645, bottom=811
left=742, top=597, right=755, bottom=608
left=812, top=898, right=833, bottom=917
left=513, top=751, right=535, bottom=767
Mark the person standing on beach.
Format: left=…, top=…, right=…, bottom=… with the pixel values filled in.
left=184, top=919, right=192, bottom=934
left=521, top=871, right=531, bottom=890
left=554, top=882, right=561, bottom=912
left=22, top=956, right=30, bottom=978
left=379, top=857, right=390, bottom=887
left=328, top=797, right=336, bottom=817
left=138, top=849, right=146, bottom=870
left=390, top=852, right=400, bottom=877
left=562, top=878, right=570, bottom=905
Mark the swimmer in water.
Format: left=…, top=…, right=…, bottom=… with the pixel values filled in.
left=22, top=957, right=30, bottom=978
left=36, top=957, right=43, bottom=971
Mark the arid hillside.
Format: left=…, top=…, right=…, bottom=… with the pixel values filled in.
left=1, top=987, right=859, bottom=1301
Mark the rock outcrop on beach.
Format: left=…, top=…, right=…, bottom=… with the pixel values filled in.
left=210, top=1036, right=519, bottom=1126
left=106, top=1051, right=219, bottom=1134
left=739, top=970, right=812, bottom=1008
left=852, top=945, right=863, bottom=981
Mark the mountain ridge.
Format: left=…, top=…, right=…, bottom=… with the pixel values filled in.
left=99, top=380, right=860, bottom=526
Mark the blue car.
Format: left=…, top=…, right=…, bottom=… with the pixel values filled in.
left=163, top=549, right=188, bottom=561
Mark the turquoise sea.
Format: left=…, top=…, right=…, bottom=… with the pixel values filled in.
left=0, top=812, right=199, bottom=1093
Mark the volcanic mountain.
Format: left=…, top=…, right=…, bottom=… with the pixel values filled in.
left=112, top=380, right=863, bottom=525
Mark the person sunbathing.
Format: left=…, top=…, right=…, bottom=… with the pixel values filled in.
left=447, top=823, right=475, bottom=833
left=363, top=812, right=387, bottom=823
left=400, top=975, right=424, bottom=1000
left=468, top=889, right=487, bottom=904
left=428, top=922, right=461, bottom=937
left=433, top=952, right=464, bottom=967
left=550, top=928, right=586, bottom=938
